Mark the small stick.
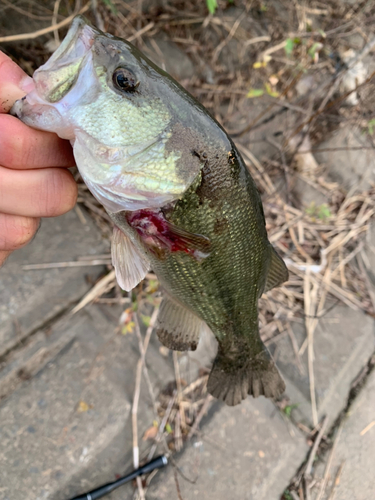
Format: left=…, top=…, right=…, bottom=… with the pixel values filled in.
left=327, top=461, right=345, bottom=500
left=0, top=2, right=90, bottom=43
left=132, top=313, right=158, bottom=500
left=134, top=310, right=160, bottom=416
left=173, top=351, right=186, bottom=431
left=187, top=394, right=214, bottom=440
left=316, top=425, right=343, bottom=500
left=52, top=0, right=62, bottom=45
left=132, top=355, right=145, bottom=500
left=23, top=260, right=111, bottom=270
left=305, top=415, right=329, bottom=477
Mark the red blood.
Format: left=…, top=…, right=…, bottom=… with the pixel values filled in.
left=126, top=209, right=194, bottom=255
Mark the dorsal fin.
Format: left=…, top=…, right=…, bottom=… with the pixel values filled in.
left=156, top=296, right=204, bottom=351
left=264, top=246, right=289, bottom=293
left=111, top=227, right=150, bottom=291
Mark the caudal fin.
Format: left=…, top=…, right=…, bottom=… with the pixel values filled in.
left=207, top=348, right=285, bottom=406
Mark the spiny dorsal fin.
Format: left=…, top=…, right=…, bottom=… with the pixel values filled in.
left=111, top=227, right=150, bottom=291
left=264, top=246, right=289, bottom=293
left=156, top=296, right=203, bottom=351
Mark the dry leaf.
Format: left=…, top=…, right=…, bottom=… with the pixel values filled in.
left=143, top=424, right=159, bottom=441
left=77, top=401, right=89, bottom=413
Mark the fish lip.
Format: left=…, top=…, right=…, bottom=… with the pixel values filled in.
left=29, top=16, right=99, bottom=104
left=43, top=16, right=99, bottom=70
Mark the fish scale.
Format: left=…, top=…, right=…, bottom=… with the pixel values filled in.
left=11, top=15, right=289, bottom=406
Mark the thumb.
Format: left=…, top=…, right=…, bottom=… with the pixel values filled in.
left=0, top=51, right=35, bottom=113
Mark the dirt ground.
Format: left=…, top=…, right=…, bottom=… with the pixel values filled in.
left=1, top=1, right=375, bottom=499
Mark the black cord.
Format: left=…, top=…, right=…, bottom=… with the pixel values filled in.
left=69, top=455, right=168, bottom=500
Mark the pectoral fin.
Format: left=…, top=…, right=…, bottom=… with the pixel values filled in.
left=263, top=246, right=289, bottom=293
left=111, top=226, right=150, bottom=291
left=156, top=296, right=203, bottom=351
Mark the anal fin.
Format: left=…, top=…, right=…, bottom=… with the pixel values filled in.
left=207, top=347, right=285, bottom=406
left=264, top=246, right=289, bottom=293
left=111, top=226, right=150, bottom=291
left=156, top=297, right=203, bottom=351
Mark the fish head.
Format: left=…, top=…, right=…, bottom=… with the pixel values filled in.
left=11, top=16, right=222, bottom=211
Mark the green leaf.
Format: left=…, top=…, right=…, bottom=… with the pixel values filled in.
left=141, top=315, right=151, bottom=327
left=283, top=490, right=293, bottom=500
left=265, top=82, right=280, bottom=98
left=165, top=423, right=173, bottom=434
left=101, top=0, right=117, bottom=14
left=308, top=42, right=323, bottom=59
left=368, top=118, right=375, bottom=135
left=283, top=403, right=299, bottom=417
left=247, top=88, right=264, bottom=98
left=306, top=201, right=317, bottom=217
left=285, top=38, right=294, bottom=57
left=206, top=0, right=217, bottom=14
left=318, top=204, right=331, bottom=220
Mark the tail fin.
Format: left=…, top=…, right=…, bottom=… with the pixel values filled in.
left=207, top=348, right=285, bottom=406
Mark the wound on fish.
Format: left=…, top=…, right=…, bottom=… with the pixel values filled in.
left=125, top=209, right=211, bottom=260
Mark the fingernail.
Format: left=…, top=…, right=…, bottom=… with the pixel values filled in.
left=19, top=75, right=35, bottom=93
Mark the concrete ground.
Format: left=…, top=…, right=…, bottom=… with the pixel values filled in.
left=1, top=204, right=374, bottom=500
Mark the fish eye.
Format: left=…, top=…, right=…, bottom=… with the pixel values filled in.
left=112, top=68, right=138, bottom=92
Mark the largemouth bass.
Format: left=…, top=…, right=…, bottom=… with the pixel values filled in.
left=11, top=16, right=288, bottom=406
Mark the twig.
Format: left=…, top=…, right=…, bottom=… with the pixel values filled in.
left=147, top=392, right=177, bottom=462
left=134, top=310, right=160, bottom=417
left=173, top=351, right=186, bottom=431
left=0, top=3, right=91, bottom=43
left=187, top=394, right=213, bottom=439
left=327, top=461, right=345, bottom=500
left=127, top=22, right=155, bottom=42
left=132, top=313, right=158, bottom=500
left=174, top=467, right=185, bottom=500
left=71, top=270, right=116, bottom=314
left=132, top=356, right=146, bottom=500
left=23, top=260, right=111, bottom=270
left=305, top=416, right=329, bottom=477
left=52, top=0, right=62, bottom=45
left=316, top=425, right=343, bottom=500
left=304, top=269, right=319, bottom=427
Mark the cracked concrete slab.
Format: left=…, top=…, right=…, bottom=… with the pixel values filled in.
left=0, top=209, right=109, bottom=359
left=147, top=397, right=308, bottom=500
left=269, top=304, right=375, bottom=427
left=0, top=302, right=175, bottom=500
left=314, top=368, right=375, bottom=500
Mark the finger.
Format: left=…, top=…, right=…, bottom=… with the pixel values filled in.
left=0, top=51, right=34, bottom=113
left=0, top=114, right=75, bottom=168
left=0, top=166, right=77, bottom=217
left=0, top=250, right=11, bottom=267
left=0, top=213, right=40, bottom=251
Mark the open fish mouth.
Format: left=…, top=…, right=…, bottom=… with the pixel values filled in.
left=10, top=16, right=100, bottom=138
left=32, top=17, right=98, bottom=103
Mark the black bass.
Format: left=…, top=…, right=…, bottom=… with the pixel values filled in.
left=11, top=16, right=288, bottom=406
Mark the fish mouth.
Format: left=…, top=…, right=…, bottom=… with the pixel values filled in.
left=43, top=16, right=98, bottom=70
left=32, top=16, right=99, bottom=103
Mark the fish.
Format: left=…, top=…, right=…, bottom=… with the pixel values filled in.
left=11, top=16, right=289, bottom=406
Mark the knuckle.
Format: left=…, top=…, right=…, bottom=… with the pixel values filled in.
left=42, top=169, right=77, bottom=216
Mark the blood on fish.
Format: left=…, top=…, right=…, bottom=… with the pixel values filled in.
left=126, top=209, right=209, bottom=259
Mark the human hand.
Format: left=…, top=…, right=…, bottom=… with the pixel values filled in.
left=0, top=51, right=77, bottom=266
